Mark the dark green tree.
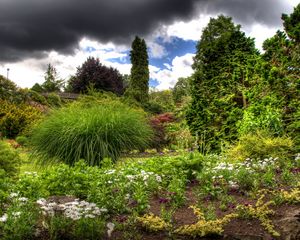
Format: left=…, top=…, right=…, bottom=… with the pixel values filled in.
left=126, top=36, right=150, bottom=103
left=282, top=3, right=300, bottom=43
left=186, top=15, right=259, bottom=152
left=68, top=57, right=124, bottom=95
left=31, top=83, right=44, bottom=93
left=41, top=64, right=63, bottom=92
left=254, top=4, right=300, bottom=149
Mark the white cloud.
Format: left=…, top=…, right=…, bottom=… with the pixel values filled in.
left=151, top=53, right=195, bottom=90
left=147, top=41, right=168, bottom=59
left=164, top=14, right=213, bottom=41
left=0, top=38, right=131, bottom=88
left=246, top=24, right=278, bottom=51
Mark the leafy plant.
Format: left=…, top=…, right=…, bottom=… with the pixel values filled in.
left=0, top=100, right=42, bottom=138
left=0, top=141, right=21, bottom=177
left=30, top=99, right=153, bottom=165
left=225, top=131, right=293, bottom=162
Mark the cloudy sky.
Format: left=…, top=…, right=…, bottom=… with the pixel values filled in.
left=0, top=0, right=298, bottom=90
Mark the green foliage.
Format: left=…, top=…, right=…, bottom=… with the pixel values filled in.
left=25, top=90, right=48, bottom=105
left=31, top=83, right=44, bottom=93
left=166, top=121, right=195, bottom=150
left=126, top=36, right=149, bottom=103
left=225, top=131, right=293, bottom=162
left=15, top=136, right=28, bottom=147
left=237, top=100, right=284, bottom=136
left=0, top=100, right=42, bottom=138
left=0, top=170, right=12, bottom=208
left=173, top=77, right=190, bottom=104
left=282, top=3, right=300, bottom=43
left=0, top=199, right=39, bottom=240
left=41, top=64, right=64, bottom=92
left=30, top=99, right=153, bottom=165
left=149, top=90, right=175, bottom=113
left=0, top=141, right=20, bottom=177
left=45, top=92, right=62, bottom=107
left=0, top=75, right=18, bottom=102
left=187, top=15, right=259, bottom=152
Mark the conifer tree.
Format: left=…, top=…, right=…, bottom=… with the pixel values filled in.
left=126, top=36, right=150, bottom=103
left=42, top=64, right=63, bottom=92
left=186, top=15, right=258, bottom=152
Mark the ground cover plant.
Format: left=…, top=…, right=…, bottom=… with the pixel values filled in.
left=0, top=146, right=299, bottom=239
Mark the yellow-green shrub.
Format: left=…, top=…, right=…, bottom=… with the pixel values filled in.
left=174, top=206, right=237, bottom=237
left=225, top=131, right=293, bottom=162
left=0, top=100, right=42, bottom=138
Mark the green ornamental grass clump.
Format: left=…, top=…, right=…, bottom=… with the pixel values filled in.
left=30, top=100, right=153, bottom=166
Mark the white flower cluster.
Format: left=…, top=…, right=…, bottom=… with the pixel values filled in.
left=0, top=211, right=22, bottom=223
left=243, top=157, right=278, bottom=169
left=9, top=192, right=28, bottom=203
left=211, top=157, right=279, bottom=175
left=126, top=170, right=162, bottom=183
left=295, top=153, right=300, bottom=161
left=0, top=214, right=8, bottom=222
left=24, top=171, right=38, bottom=176
left=104, top=168, right=163, bottom=186
left=212, top=162, right=235, bottom=172
left=37, top=198, right=107, bottom=220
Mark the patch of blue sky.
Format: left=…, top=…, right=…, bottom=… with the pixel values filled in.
left=149, top=37, right=196, bottom=69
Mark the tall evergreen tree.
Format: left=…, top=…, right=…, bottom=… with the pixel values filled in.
left=186, top=15, right=259, bottom=152
left=255, top=4, right=300, bottom=149
left=126, top=36, right=149, bottom=103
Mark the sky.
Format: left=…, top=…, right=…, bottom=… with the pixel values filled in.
left=0, top=0, right=299, bottom=90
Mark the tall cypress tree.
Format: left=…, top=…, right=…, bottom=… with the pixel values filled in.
left=126, top=36, right=149, bottom=103
left=186, top=15, right=258, bottom=152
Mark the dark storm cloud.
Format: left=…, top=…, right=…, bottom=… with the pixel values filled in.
left=0, top=0, right=292, bottom=62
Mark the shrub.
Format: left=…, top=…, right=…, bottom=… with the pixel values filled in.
left=225, top=131, right=293, bottom=162
left=0, top=141, right=21, bottom=177
left=30, top=99, right=153, bottom=165
left=0, top=100, right=42, bottom=138
left=149, top=113, right=175, bottom=152
left=26, top=90, right=48, bottom=105
left=237, top=103, right=284, bottom=136
left=0, top=76, right=18, bottom=102
left=15, top=136, right=28, bottom=147
left=45, top=92, right=62, bottom=107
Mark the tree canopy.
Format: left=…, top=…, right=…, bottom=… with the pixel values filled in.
left=68, top=57, right=124, bottom=95
left=186, top=15, right=259, bottom=152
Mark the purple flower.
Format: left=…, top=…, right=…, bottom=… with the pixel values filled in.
left=158, top=198, right=170, bottom=204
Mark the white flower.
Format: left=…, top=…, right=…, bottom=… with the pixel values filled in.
left=0, top=214, right=8, bottom=222
left=126, top=175, right=135, bottom=181
left=105, top=170, right=116, bottom=174
left=12, top=212, right=21, bottom=218
left=155, top=175, right=162, bottom=182
left=37, top=198, right=47, bottom=205
left=9, top=193, right=18, bottom=198
left=100, top=208, right=108, bottom=213
left=18, top=197, right=28, bottom=202
left=124, top=194, right=131, bottom=200
left=107, top=222, right=115, bottom=238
